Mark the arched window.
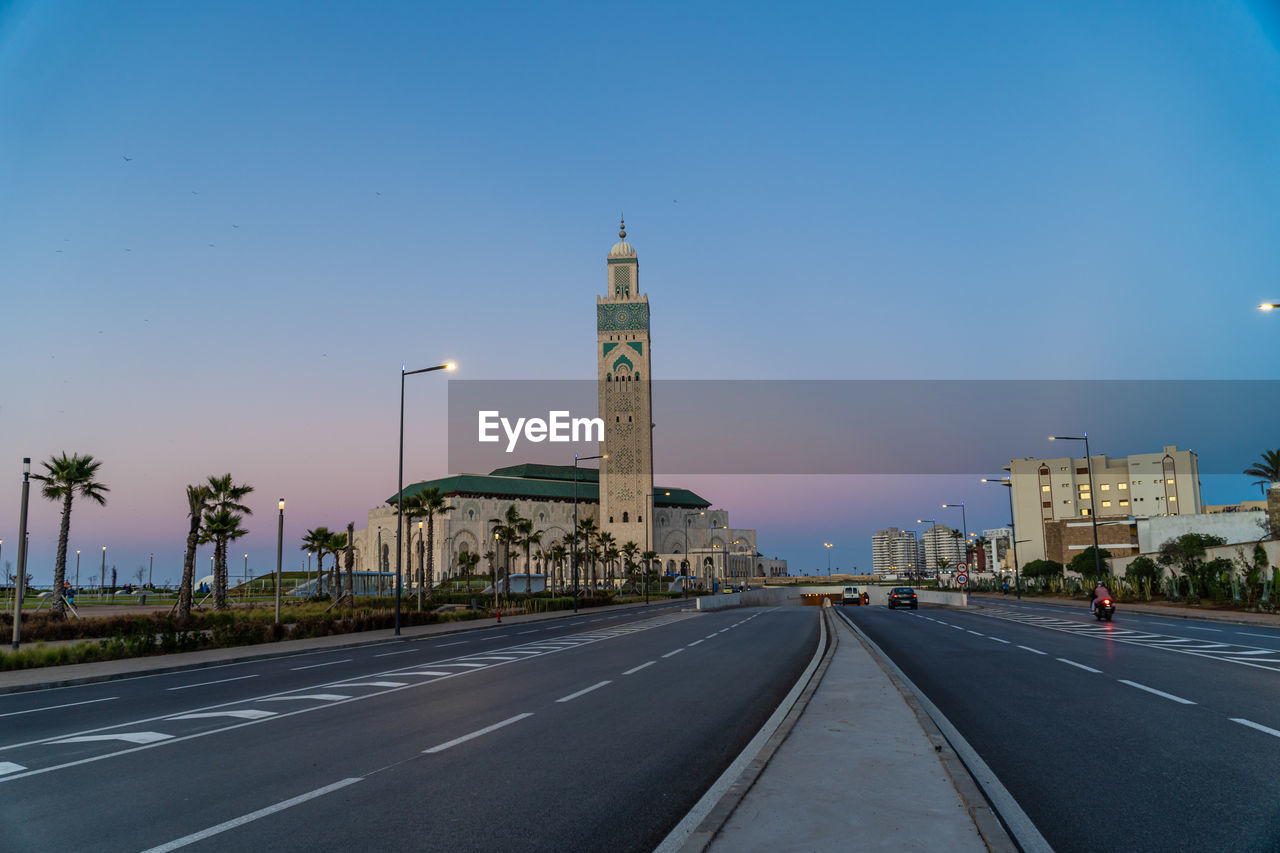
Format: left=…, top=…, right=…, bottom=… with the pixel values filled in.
left=622, top=512, right=629, bottom=522
left=609, top=516, right=614, bottom=523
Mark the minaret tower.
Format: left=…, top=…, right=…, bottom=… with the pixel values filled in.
left=597, top=217, right=654, bottom=552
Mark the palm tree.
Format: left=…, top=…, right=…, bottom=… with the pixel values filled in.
left=1244, top=449, right=1280, bottom=496
left=603, top=543, right=620, bottom=588
left=459, top=550, right=480, bottom=583
left=327, top=530, right=348, bottom=597
left=641, top=549, right=659, bottom=596
left=301, top=527, right=333, bottom=597
left=548, top=542, right=568, bottom=593
left=482, top=549, right=497, bottom=589
left=344, top=522, right=356, bottom=609
left=597, top=530, right=616, bottom=585
left=202, top=509, right=247, bottom=608
left=416, top=488, right=451, bottom=608
left=499, top=505, right=524, bottom=598
left=33, top=453, right=109, bottom=618
left=178, top=484, right=210, bottom=620
left=622, top=541, right=639, bottom=586
left=205, top=474, right=254, bottom=609
left=517, top=518, right=542, bottom=595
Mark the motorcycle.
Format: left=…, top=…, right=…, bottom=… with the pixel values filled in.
left=1092, top=597, right=1115, bottom=622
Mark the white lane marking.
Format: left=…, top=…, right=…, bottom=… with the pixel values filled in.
left=952, top=625, right=964, bottom=631
left=706, top=634, right=718, bottom=639
left=423, top=713, right=534, bottom=754
left=556, top=681, right=612, bottom=703
left=1225, top=650, right=1280, bottom=656
left=718, top=629, right=730, bottom=634
left=0, top=697, right=117, bottom=717
left=169, top=710, right=277, bottom=721
left=1147, top=622, right=1180, bottom=627
left=662, top=649, right=684, bottom=658
left=0, top=762, right=27, bottom=775
left=1017, top=645, right=1047, bottom=655
left=334, top=681, right=408, bottom=688
left=518, top=630, right=539, bottom=634
left=1119, top=680, right=1196, bottom=705
left=50, top=732, right=172, bottom=745
left=167, top=675, right=259, bottom=691
left=139, top=777, right=362, bottom=853
left=1239, top=632, right=1280, bottom=640
left=1185, top=626, right=1222, bottom=633
left=374, top=648, right=421, bottom=657
left=688, top=640, right=704, bottom=646
left=436, top=662, right=487, bottom=668
left=260, top=694, right=349, bottom=702
left=989, top=637, right=1011, bottom=644
left=1231, top=718, right=1280, bottom=738
left=438, top=641, right=468, bottom=647
left=623, top=661, right=655, bottom=676
left=967, top=630, right=984, bottom=636
left=290, top=659, right=352, bottom=671
left=1057, top=658, right=1102, bottom=674
left=462, top=655, right=519, bottom=661
left=399, top=671, right=453, bottom=677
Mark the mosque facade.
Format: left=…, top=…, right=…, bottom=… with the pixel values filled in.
left=349, top=226, right=787, bottom=590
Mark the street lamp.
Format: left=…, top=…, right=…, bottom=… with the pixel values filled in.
left=823, top=542, right=834, bottom=574
left=101, top=546, right=107, bottom=596
left=1259, top=302, right=1278, bottom=311
left=941, top=502, right=968, bottom=565
left=11, top=458, right=31, bottom=649
left=572, top=453, right=608, bottom=613
left=395, top=360, right=456, bottom=636
left=683, top=511, right=704, bottom=596
left=916, top=518, right=937, bottom=572
left=274, top=498, right=285, bottom=625
left=1049, top=434, right=1102, bottom=584
left=75, top=549, right=80, bottom=597
left=981, top=478, right=1021, bottom=599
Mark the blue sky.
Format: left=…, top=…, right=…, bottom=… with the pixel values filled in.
left=2, top=1, right=1278, bottom=582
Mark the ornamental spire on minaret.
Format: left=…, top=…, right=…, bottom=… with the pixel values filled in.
left=620, top=215, right=626, bottom=240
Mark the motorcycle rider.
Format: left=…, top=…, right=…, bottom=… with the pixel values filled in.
left=1089, top=580, right=1112, bottom=614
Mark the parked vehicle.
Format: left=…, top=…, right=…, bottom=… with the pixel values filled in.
left=887, top=587, right=918, bottom=610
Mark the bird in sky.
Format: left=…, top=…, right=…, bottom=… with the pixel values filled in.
left=122, top=155, right=132, bottom=162
left=231, top=224, right=239, bottom=228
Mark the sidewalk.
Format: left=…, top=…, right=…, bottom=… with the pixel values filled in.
left=701, top=609, right=1008, bottom=852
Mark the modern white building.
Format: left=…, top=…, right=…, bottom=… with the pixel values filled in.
left=982, top=527, right=1012, bottom=571
left=1007, top=445, right=1201, bottom=569
left=872, top=527, right=920, bottom=575
left=920, top=524, right=964, bottom=570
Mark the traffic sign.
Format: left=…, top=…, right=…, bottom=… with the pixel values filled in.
left=956, top=562, right=967, bottom=572
left=956, top=573, right=969, bottom=585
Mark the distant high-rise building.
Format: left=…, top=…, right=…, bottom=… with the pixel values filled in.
left=982, top=527, right=1012, bottom=571
left=872, top=527, right=920, bottom=575
left=921, top=524, right=963, bottom=571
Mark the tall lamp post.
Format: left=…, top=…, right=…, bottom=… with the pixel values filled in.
left=1259, top=302, right=1278, bottom=311
left=11, top=458, right=31, bottom=649
left=941, top=502, right=968, bottom=565
left=274, top=498, right=284, bottom=625
left=981, top=478, right=1021, bottom=599
left=101, top=546, right=107, bottom=595
left=75, top=549, right=80, bottom=596
left=572, top=453, right=607, bottom=614
left=395, top=361, right=455, bottom=637
left=824, top=542, right=834, bottom=574
left=1050, top=434, right=1102, bottom=584
left=683, top=511, right=704, bottom=596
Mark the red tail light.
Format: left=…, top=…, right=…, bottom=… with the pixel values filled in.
left=1103, top=599, right=1111, bottom=606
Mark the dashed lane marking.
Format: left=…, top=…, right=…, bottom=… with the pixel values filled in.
left=688, top=640, right=704, bottom=646
left=623, top=661, right=655, bottom=675
left=332, top=682, right=408, bottom=688
left=139, top=777, right=363, bottom=853
left=374, top=648, right=421, bottom=657
left=967, top=630, right=984, bottom=637
left=989, top=637, right=1010, bottom=644
left=0, top=697, right=117, bottom=717
left=1231, top=718, right=1280, bottom=738
left=290, top=659, right=352, bottom=671
left=423, top=714, right=533, bottom=754
left=1057, top=658, right=1102, bottom=673
left=556, top=681, right=612, bottom=703
left=168, top=675, right=259, bottom=690
left=261, top=694, right=349, bottom=702
left=1119, top=680, right=1195, bottom=705
left=662, top=649, right=684, bottom=658
left=438, top=641, right=468, bottom=646
left=1017, top=645, right=1046, bottom=655
left=399, top=671, right=453, bottom=677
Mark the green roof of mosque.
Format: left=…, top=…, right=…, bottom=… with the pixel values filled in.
left=390, top=464, right=710, bottom=508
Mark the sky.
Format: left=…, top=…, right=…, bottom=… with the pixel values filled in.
left=2, top=0, right=1279, bottom=584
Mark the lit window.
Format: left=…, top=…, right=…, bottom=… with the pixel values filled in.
left=1118, top=483, right=1128, bottom=490
left=1082, top=508, right=1091, bottom=516
left=1100, top=484, right=1110, bottom=491
left=1101, top=500, right=1112, bottom=507
left=1041, top=485, right=1051, bottom=492
left=1169, top=495, right=1177, bottom=502
left=1167, top=478, right=1174, bottom=484
left=1119, top=500, right=1129, bottom=506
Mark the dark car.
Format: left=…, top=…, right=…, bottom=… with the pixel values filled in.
left=887, top=587, right=918, bottom=609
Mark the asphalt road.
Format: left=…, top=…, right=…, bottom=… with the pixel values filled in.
left=841, top=599, right=1280, bottom=852
left=0, top=603, right=818, bottom=853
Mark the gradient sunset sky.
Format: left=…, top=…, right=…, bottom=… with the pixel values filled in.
left=3, top=1, right=1279, bottom=584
